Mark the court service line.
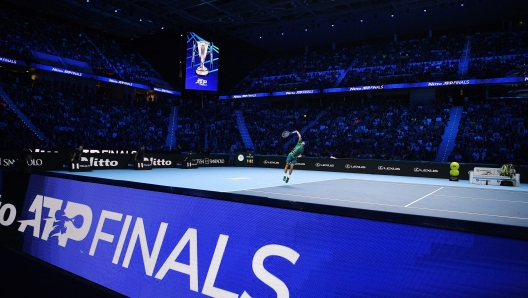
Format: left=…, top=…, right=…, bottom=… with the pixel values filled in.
left=225, top=178, right=344, bottom=193
left=432, top=194, right=528, bottom=204
left=240, top=190, right=404, bottom=208
left=405, top=187, right=444, bottom=207
left=340, top=179, right=442, bottom=187
left=429, top=185, right=528, bottom=194
left=432, top=185, right=528, bottom=193
left=407, top=206, right=528, bottom=221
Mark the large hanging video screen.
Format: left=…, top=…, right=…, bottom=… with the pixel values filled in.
left=185, top=32, right=219, bottom=92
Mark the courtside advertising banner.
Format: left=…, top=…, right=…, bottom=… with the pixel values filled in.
left=256, top=156, right=449, bottom=178
left=0, top=173, right=527, bottom=297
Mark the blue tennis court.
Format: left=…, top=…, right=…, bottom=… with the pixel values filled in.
left=53, top=167, right=528, bottom=228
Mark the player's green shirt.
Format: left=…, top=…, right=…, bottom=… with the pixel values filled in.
left=290, top=140, right=304, bottom=156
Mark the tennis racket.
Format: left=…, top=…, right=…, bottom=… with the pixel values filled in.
left=282, top=131, right=295, bottom=138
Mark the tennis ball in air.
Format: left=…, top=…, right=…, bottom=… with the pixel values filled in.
left=450, top=162, right=459, bottom=170
left=450, top=169, right=459, bottom=177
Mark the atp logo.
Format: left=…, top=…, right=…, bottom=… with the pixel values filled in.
left=196, top=78, right=208, bottom=86
left=11, top=193, right=301, bottom=297
left=18, top=195, right=92, bottom=247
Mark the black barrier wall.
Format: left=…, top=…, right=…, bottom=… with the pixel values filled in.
left=0, top=151, right=229, bottom=171
left=0, top=151, right=525, bottom=183
left=0, top=151, right=66, bottom=171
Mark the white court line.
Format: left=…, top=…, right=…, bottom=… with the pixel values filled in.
left=432, top=194, right=528, bottom=204
left=338, top=179, right=440, bottom=187
left=225, top=178, right=344, bottom=193
left=405, top=187, right=444, bottom=207
left=229, top=178, right=441, bottom=193
left=407, top=206, right=528, bottom=221
left=338, top=178, right=528, bottom=193
left=242, top=189, right=528, bottom=221
left=435, top=186, right=528, bottom=193
left=226, top=177, right=250, bottom=180
left=241, top=190, right=404, bottom=208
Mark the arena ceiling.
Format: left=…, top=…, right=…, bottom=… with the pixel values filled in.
left=5, top=0, right=528, bottom=51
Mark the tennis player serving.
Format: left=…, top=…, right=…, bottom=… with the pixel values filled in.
left=283, top=130, right=305, bottom=183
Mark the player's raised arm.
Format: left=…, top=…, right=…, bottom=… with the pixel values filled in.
left=295, top=130, right=302, bottom=140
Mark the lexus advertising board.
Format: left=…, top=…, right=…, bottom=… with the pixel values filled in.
left=256, top=156, right=450, bottom=178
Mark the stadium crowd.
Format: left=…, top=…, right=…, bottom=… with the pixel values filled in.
left=2, top=63, right=528, bottom=166
left=0, top=97, right=42, bottom=150
left=232, top=28, right=528, bottom=95
left=450, top=98, right=528, bottom=165
left=0, top=71, right=171, bottom=151
left=0, top=4, right=527, bottom=167
left=233, top=33, right=467, bottom=94
left=0, top=6, right=162, bottom=87
left=175, top=97, right=243, bottom=154
left=243, top=101, right=320, bottom=155
left=297, top=99, right=449, bottom=161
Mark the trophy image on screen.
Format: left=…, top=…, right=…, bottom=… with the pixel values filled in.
left=192, top=40, right=213, bottom=76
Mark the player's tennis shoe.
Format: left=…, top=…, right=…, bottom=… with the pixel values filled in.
left=285, top=177, right=289, bottom=183
left=283, top=176, right=286, bottom=181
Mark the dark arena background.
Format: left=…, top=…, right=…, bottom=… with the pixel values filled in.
left=1, top=0, right=528, bottom=297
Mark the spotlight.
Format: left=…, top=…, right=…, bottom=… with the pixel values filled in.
left=281, top=32, right=284, bottom=35
left=161, top=26, right=164, bottom=30
left=139, top=18, right=142, bottom=22
left=460, top=1, right=464, bottom=6
left=423, top=7, right=427, bottom=12
left=259, top=35, right=262, bottom=39
left=391, top=13, right=394, bottom=17
left=331, top=22, right=334, bottom=27
left=305, top=27, right=307, bottom=31
left=114, top=9, right=118, bottom=13
left=360, top=18, right=363, bottom=22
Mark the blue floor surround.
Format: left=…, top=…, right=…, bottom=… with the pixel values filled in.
left=1, top=167, right=526, bottom=297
